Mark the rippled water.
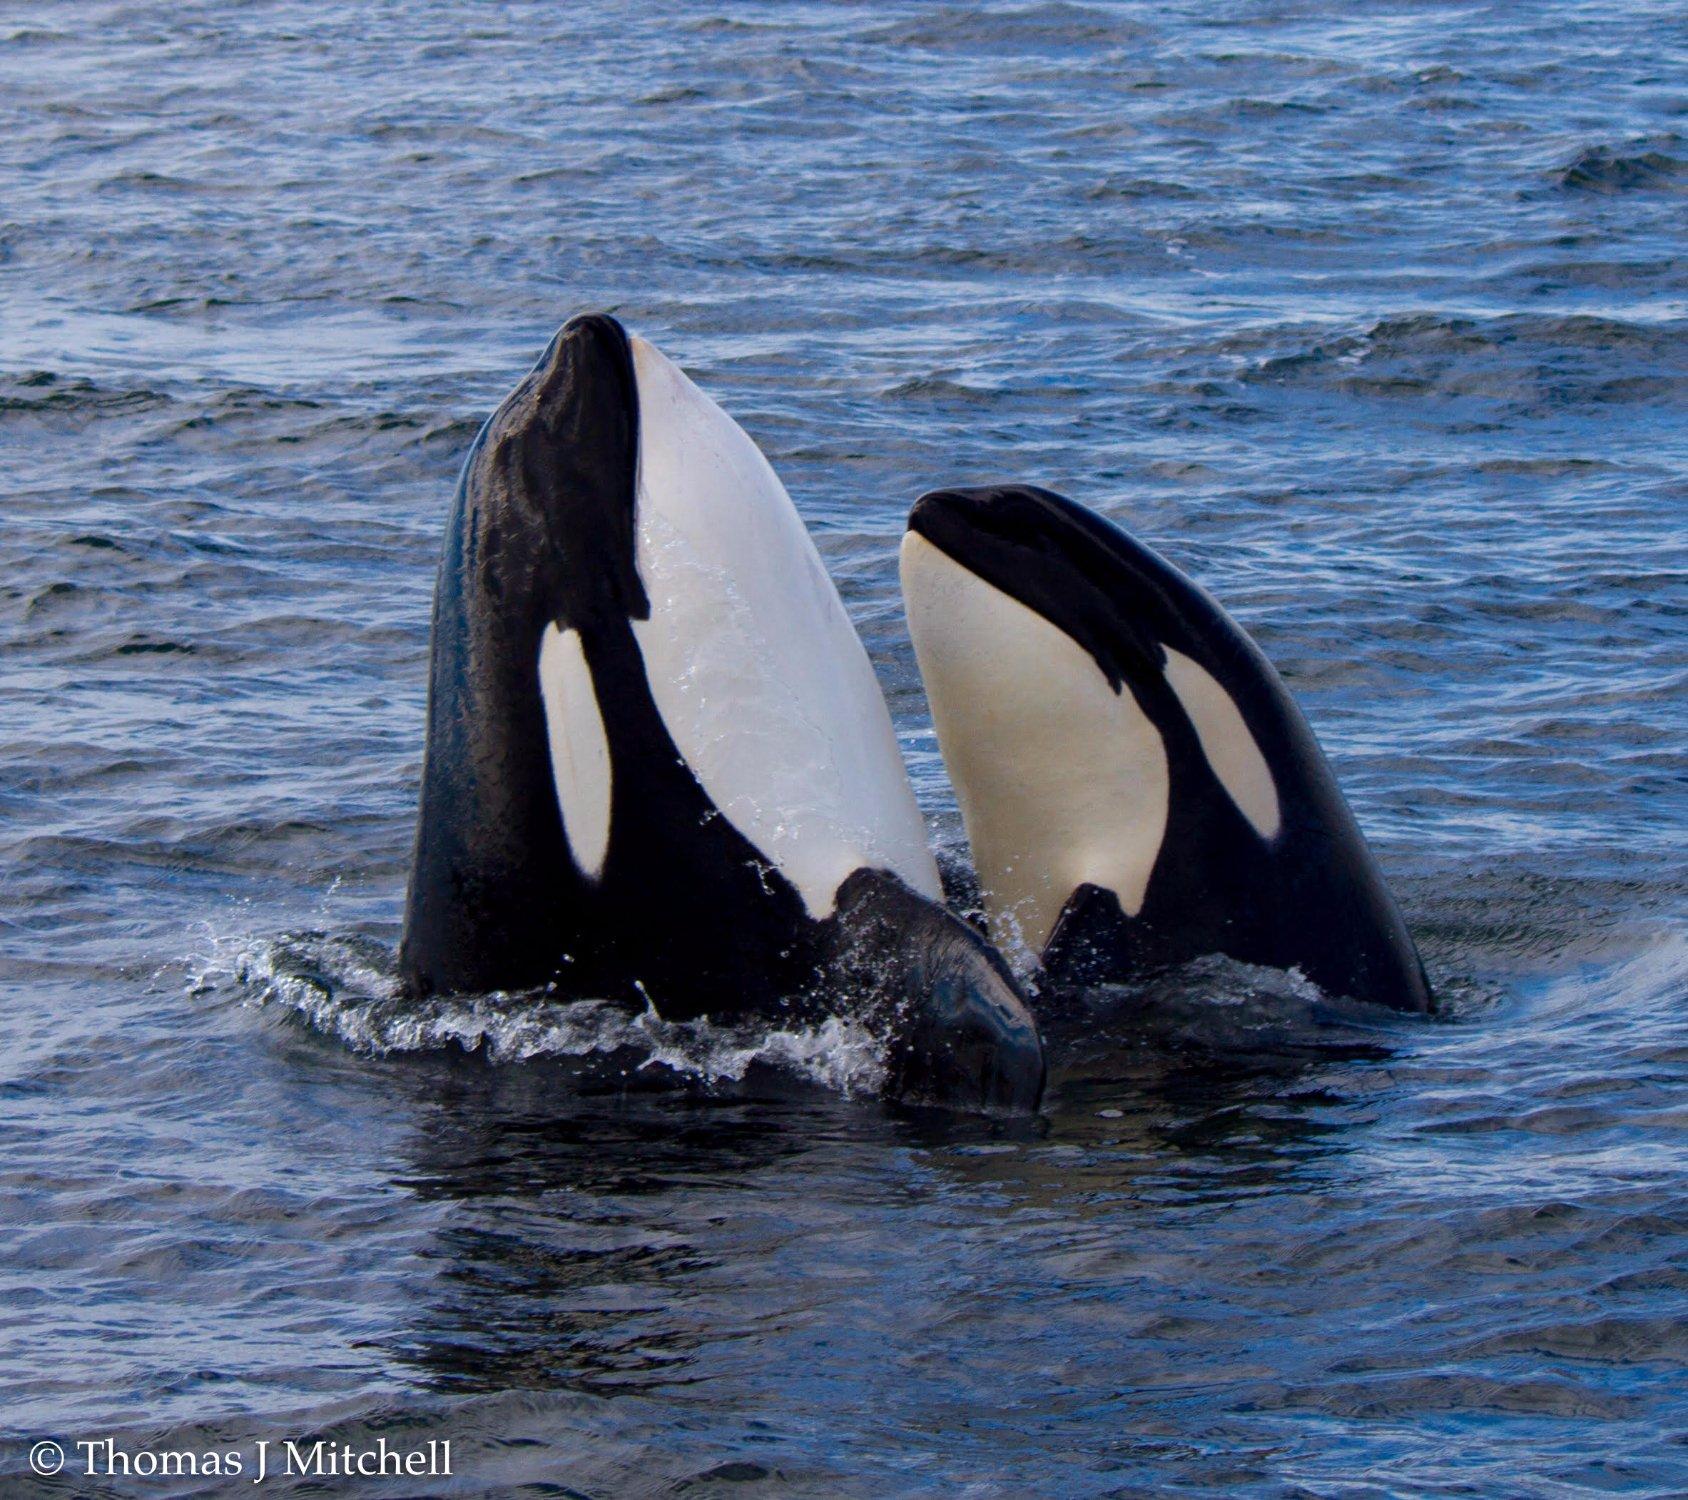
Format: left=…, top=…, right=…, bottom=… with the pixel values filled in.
left=3, top=2, right=1685, bottom=1494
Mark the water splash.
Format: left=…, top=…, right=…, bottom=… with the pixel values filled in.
left=215, top=930, right=890, bottom=1097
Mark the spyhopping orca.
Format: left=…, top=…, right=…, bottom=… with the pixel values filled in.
left=900, top=484, right=1432, bottom=1014
left=398, top=317, right=1044, bottom=1110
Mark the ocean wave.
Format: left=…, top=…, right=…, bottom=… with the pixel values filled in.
left=1555, top=143, right=1686, bottom=195
left=1240, top=311, right=1685, bottom=404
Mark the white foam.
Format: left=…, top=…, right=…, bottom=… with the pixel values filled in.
left=217, top=933, right=889, bottom=1097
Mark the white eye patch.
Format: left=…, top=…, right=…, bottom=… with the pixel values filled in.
left=1162, top=647, right=1281, bottom=840
left=538, top=623, right=613, bottom=880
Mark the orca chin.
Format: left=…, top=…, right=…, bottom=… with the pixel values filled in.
left=397, top=315, right=1045, bottom=1112
left=901, top=483, right=1432, bottom=1015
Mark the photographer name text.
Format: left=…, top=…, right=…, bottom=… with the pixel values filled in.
left=29, top=1436, right=452, bottom=1483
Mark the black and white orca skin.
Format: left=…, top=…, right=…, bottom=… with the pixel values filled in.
left=900, top=483, right=1433, bottom=1014
left=398, top=316, right=1044, bottom=1110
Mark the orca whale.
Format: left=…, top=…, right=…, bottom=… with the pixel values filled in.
left=398, top=316, right=1044, bottom=1110
left=900, top=483, right=1432, bottom=1014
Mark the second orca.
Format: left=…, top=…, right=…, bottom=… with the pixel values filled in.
left=900, top=483, right=1432, bottom=1014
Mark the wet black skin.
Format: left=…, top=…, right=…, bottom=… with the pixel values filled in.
left=829, top=869, right=1045, bottom=1110
left=908, top=484, right=1433, bottom=1015
left=398, top=316, right=1045, bottom=1111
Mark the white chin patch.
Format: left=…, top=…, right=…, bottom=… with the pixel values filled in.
left=1162, top=648, right=1281, bottom=841
left=623, top=334, right=941, bottom=918
left=901, top=531, right=1170, bottom=964
left=538, top=623, right=613, bottom=881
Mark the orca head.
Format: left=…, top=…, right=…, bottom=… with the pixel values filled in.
left=905, top=483, right=1288, bottom=820
left=901, top=483, right=1430, bottom=1014
left=902, top=482, right=1282, bottom=961
left=457, top=310, right=947, bottom=923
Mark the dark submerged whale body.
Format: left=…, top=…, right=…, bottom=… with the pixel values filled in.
left=398, top=316, right=1044, bottom=1110
left=901, top=483, right=1433, bottom=1015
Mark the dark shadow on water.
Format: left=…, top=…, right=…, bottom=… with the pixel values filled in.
left=376, top=1055, right=876, bottom=1398
left=888, top=956, right=1439, bottom=1215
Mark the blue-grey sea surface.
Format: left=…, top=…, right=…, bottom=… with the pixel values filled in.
left=1, top=2, right=1685, bottom=1495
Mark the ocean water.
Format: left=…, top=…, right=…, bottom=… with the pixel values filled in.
left=2, top=1, right=1685, bottom=1494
